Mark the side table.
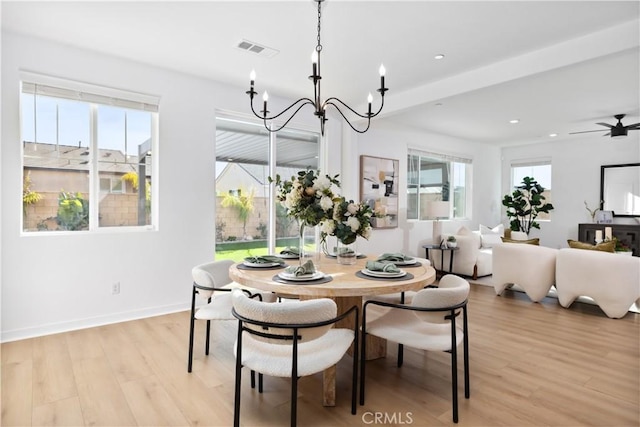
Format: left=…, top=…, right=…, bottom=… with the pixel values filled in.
left=422, top=244, right=459, bottom=277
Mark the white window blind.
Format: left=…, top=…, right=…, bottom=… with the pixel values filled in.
left=21, top=72, right=159, bottom=112
left=408, top=147, right=472, bottom=164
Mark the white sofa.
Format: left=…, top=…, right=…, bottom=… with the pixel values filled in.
left=492, top=242, right=559, bottom=302
left=556, top=248, right=640, bottom=319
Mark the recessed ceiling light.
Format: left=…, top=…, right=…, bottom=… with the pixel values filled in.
left=434, top=54, right=445, bottom=60
left=509, top=119, right=520, bottom=124
left=549, top=133, right=558, bottom=137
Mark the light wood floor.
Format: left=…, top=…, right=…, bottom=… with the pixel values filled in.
left=2, top=284, right=639, bottom=426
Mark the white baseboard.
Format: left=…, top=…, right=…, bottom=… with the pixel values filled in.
left=1, top=302, right=189, bottom=343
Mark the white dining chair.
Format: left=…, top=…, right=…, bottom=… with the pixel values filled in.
left=231, top=288, right=359, bottom=427
left=360, top=274, right=470, bottom=423
left=187, top=259, right=276, bottom=372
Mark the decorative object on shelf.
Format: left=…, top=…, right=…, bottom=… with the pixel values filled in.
left=502, top=176, right=554, bottom=234
left=428, top=200, right=450, bottom=244
left=584, top=200, right=601, bottom=223
left=614, top=237, right=632, bottom=255
left=596, top=210, right=614, bottom=224
left=270, top=169, right=341, bottom=265
left=246, top=0, right=388, bottom=136
left=595, top=229, right=603, bottom=244
left=320, top=197, right=373, bottom=265
left=446, top=235, right=458, bottom=248
left=360, top=155, right=399, bottom=229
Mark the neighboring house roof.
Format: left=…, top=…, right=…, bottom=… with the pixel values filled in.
left=216, top=162, right=310, bottom=197
left=23, top=141, right=151, bottom=176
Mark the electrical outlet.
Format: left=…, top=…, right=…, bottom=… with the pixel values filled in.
left=111, top=282, right=120, bottom=295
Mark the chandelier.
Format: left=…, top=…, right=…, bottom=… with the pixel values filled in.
left=246, top=0, right=388, bottom=136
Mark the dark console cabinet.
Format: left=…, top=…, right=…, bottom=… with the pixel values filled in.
left=578, top=223, right=640, bottom=257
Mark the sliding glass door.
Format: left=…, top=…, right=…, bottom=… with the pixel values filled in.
left=214, top=117, right=319, bottom=261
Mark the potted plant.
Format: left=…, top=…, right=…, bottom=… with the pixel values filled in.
left=502, top=176, right=554, bottom=235
left=446, top=235, right=457, bottom=248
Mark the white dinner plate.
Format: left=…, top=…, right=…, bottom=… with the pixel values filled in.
left=276, top=253, right=299, bottom=259
left=361, top=269, right=407, bottom=278
left=278, top=271, right=325, bottom=282
left=243, top=261, right=282, bottom=268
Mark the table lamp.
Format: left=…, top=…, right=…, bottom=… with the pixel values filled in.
left=428, top=201, right=450, bottom=245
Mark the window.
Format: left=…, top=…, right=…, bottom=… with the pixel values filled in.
left=407, top=149, right=471, bottom=220
left=215, top=117, right=320, bottom=261
left=21, top=73, right=159, bottom=232
left=510, top=159, right=552, bottom=221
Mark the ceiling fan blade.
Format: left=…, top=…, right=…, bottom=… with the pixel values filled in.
left=595, top=122, right=614, bottom=128
left=603, top=132, right=611, bottom=136
left=624, top=122, right=640, bottom=129
left=569, top=130, right=605, bottom=134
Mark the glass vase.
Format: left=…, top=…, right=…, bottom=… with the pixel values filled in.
left=299, top=222, right=319, bottom=266
left=336, top=239, right=357, bottom=265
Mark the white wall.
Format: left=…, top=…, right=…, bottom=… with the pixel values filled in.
left=501, top=135, right=640, bottom=249
left=0, top=32, right=324, bottom=341
left=350, top=121, right=502, bottom=258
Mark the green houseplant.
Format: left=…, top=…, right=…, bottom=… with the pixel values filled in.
left=502, top=176, right=554, bottom=234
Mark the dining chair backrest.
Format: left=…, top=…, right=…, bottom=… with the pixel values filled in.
left=192, top=259, right=234, bottom=295
left=411, top=274, right=470, bottom=323
left=232, top=289, right=337, bottom=344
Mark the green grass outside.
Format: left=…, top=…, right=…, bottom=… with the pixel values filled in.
left=215, top=245, right=311, bottom=263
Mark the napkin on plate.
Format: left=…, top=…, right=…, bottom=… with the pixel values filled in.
left=376, top=253, right=413, bottom=262
left=244, top=255, right=285, bottom=265
left=365, top=261, right=401, bottom=273
left=280, top=247, right=300, bottom=256
left=284, top=260, right=317, bottom=276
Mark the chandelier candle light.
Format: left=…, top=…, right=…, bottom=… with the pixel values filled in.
left=246, top=0, right=388, bottom=135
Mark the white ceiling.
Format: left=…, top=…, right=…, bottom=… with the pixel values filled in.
left=2, top=1, right=639, bottom=146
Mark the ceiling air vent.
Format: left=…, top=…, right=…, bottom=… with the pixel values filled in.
left=236, top=39, right=279, bottom=58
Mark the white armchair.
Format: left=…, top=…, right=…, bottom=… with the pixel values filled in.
left=556, top=248, right=640, bottom=318
left=492, top=243, right=559, bottom=302
left=430, top=230, right=491, bottom=279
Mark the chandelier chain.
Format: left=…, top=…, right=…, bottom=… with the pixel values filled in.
left=316, top=0, right=322, bottom=52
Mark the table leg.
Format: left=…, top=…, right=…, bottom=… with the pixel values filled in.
left=323, top=365, right=336, bottom=406
left=301, top=295, right=388, bottom=406
left=449, top=250, right=454, bottom=273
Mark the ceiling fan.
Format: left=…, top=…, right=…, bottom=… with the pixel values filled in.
left=569, top=114, right=640, bottom=139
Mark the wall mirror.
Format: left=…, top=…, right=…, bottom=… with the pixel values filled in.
left=600, top=163, right=640, bottom=217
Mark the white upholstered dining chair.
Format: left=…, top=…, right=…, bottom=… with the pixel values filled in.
left=360, top=274, right=470, bottom=423
left=187, top=259, right=276, bottom=372
left=231, top=289, right=359, bottom=427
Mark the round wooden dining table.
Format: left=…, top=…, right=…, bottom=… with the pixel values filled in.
left=229, top=254, right=436, bottom=406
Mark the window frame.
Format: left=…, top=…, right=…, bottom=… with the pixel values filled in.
left=406, top=148, right=472, bottom=221
left=20, top=72, right=159, bottom=234
left=509, top=158, right=553, bottom=222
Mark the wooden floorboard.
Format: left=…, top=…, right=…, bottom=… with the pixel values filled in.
left=2, top=284, right=638, bottom=426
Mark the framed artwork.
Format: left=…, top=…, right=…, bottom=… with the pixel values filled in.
left=360, top=155, right=399, bottom=229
